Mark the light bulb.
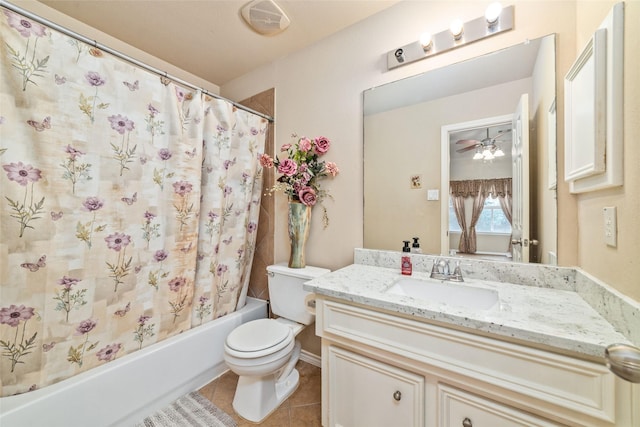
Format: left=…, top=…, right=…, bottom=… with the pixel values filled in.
left=494, top=147, right=505, bottom=157
left=481, top=148, right=492, bottom=157
left=473, top=151, right=483, bottom=160
left=450, top=19, right=464, bottom=40
left=485, top=2, right=503, bottom=25
left=420, top=32, right=433, bottom=51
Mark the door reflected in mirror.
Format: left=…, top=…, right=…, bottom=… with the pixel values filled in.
left=364, top=34, right=557, bottom=265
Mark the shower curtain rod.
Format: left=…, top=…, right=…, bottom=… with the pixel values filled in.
left=0, top=0, right=274, bottom=123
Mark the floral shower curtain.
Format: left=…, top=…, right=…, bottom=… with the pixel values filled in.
left=0, top=7, right=267, bottom=397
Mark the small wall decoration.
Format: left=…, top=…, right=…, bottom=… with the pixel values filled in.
left=410, top=174, right=422, bottom=189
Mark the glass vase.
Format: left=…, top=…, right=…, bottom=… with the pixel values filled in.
left=288, top=201, right=311, bottom=268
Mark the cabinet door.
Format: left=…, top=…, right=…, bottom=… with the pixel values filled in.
left=439, top=384, right=563, bottom=427
left=328, top=346, right=425, bottom=427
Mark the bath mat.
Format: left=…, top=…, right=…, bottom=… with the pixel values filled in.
left=135, top=391, right=237, bottom=427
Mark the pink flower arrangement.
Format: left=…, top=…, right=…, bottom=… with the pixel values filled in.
left=259, top=133, right=339, bottom=217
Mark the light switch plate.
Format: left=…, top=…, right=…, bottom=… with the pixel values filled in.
left=603, top=206, right=617, bottom=247
left=427, top=189, right=439, bottom=201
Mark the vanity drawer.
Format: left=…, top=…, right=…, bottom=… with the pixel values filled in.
left=438, top=383, right=563, bottom=427
left=318, top=299, right=616, bottom=426
left=327, top=345, right=425, bottom=427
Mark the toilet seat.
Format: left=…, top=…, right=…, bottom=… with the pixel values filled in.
left=225, top=319, right=293, bottom=359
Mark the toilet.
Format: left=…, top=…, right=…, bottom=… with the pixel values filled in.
left=223, top=263, right=330, bottom=423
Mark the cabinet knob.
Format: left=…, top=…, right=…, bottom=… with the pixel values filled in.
left=393, top=390, right=402, bottom=401
left=462, top=417, right=472, bottom=427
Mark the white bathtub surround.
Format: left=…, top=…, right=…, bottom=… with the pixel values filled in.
left=0, top=298, right=267, bottom=427
left=306, top=248, right=640, bottom=359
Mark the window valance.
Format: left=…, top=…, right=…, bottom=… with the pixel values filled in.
left=450, top=178, right=512, bottom=198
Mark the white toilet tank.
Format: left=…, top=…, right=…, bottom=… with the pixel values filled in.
left=267, top=263, right=330, bottom=325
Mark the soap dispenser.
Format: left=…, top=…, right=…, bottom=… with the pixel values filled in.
left=401, top=240, right=412, bottom=275
left=411, top=237, right=422, bottom=253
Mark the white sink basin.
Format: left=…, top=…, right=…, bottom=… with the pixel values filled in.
left=385, top=277, right=499, bottom=310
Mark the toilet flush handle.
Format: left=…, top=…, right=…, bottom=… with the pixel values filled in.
left=304, top=294, right=316, bottom=315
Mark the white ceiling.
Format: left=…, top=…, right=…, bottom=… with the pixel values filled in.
left=37, top=0, right=400, bottom=86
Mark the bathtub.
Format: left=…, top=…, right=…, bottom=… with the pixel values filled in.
left=0, top=297, right=267, bottom=427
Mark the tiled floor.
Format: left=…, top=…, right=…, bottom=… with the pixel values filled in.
left=199, top=360, right=322, bottom=427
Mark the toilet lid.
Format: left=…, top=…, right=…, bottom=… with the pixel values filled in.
left=226, top=319, right=292, bottom=353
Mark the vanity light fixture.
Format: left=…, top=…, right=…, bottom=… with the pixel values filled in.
left=485, top=2, right=503, bottom=27
left=420, top=32, right=433, bottom=51
left=387, top=4, right=514, bottom=70
left=450, top=19, right=464, bottom=41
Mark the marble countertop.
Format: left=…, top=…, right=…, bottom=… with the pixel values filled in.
left=304, top=263, right=632, bottom=359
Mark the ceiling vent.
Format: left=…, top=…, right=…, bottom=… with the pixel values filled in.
left=241, top=0, right=291, bottom=36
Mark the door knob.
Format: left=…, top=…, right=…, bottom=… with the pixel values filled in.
left=393, top=390, right=402, bottom=401
left=511, top=238, right=522, bottom=245
left=530, top=239, right=539, bottom=245
left=462, top=417, right=473, bottom=427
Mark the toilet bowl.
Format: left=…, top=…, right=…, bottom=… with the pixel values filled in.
left=223, top=263, right=329, bottom=423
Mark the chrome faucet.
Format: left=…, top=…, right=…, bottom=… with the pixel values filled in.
left=430, top=258, right=464, bottom=282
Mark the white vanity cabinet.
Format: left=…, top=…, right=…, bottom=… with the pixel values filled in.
left=328, top=346, right=425, bottom=427
left=316, top=298, right=635, bottom=427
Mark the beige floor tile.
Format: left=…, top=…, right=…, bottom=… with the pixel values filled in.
left=288, top=363, right=321, bottom=407
left=290, top=404, right=322, bottom=427
left=198, top=380, right=217, bottom=401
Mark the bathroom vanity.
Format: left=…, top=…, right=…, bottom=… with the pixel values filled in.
left=304, top=249, right=640, bottom=427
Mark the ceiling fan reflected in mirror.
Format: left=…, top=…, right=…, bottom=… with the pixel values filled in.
left=456, top=128, right=512, bottom=160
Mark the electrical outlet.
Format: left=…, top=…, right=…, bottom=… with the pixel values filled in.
left=603, top=207, right=617, bottom=247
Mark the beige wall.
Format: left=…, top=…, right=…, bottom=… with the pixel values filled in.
left=223, top=1, right=639, bottom=302
left=222, top=1, right=580, bottom=269
left=573, top=1, right=640, bottom=300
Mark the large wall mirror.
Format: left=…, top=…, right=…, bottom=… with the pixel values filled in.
left=364, top=34, right=557, bottom=265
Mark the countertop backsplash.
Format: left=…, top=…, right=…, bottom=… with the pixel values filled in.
left=354, top=248, right=577, bottom=290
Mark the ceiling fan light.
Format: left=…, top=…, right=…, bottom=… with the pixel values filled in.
left=473, top=150, right=484, bottom=160
left=494, top=147, right=505, bottom=157
left=481, top=148, right=492, bottom=157
left=483, top=152, right=495, bottom=160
